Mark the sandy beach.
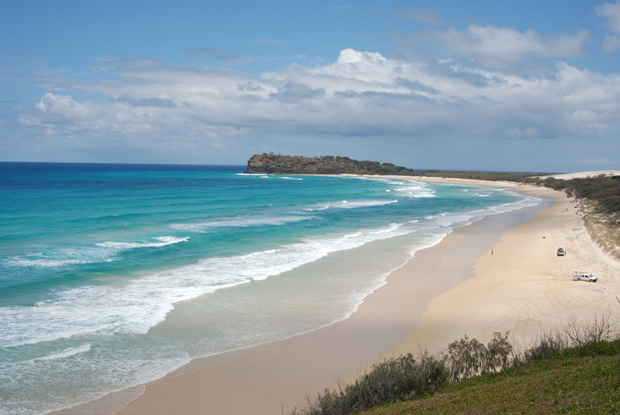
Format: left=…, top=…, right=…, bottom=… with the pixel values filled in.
left=57, top=178, right=620, bottom=415
left=367, top=178, right=620, bottom=368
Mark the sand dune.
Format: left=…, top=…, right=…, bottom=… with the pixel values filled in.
left=539, top=170, right=620, bottom=180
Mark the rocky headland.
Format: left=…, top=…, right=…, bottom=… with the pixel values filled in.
left=245, top=153, right=414, bottom=175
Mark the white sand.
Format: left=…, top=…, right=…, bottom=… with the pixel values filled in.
left=385, top=184, right=620, bottom=361
left=539, top=170, right=620, bottom=180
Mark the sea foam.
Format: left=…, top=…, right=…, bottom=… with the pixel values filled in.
left=305, top=199, right=398, bottom=211
left=0, top=222, right=414, bottom=348
left=393, top=184, right=435, bottom=198
left=5, top=248, right=116, bottom=269
left=96, top=236, right=189, bottom=249
left=6, top=258, right=92, bottom=268
left=30, top=344, right=92, bottom=362
left=170, top=216, right=313, bottom=231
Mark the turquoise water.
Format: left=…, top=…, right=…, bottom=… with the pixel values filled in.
left=0, top=162, right=539, bottom=414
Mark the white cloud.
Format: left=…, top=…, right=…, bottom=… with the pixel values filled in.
left=596, top=1, right=620, bottom=33
left=27, top=93, right=115, bottom=128
left=337, top=48, right=387, bottom=66
left=435, top=25, right=590, bottom=63
left=270, top=83, right=326, bottom=104
left=10, top=47, right=620, bottom=150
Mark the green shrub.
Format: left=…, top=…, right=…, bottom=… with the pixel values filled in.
left=445, top=332, right=512, bottom=381
left=519, top=332, right=566, bottom=364
left=290, top=316, right=619, bottom=415
left=292, top=352, right=448, bottom=415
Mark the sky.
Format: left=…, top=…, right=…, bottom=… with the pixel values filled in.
left=1, top=0, right=620, bottom=172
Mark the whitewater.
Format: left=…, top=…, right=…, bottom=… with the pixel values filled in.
left=0, top=162, right=540, bottom=414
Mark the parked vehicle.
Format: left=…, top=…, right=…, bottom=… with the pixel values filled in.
left=572, top=272, right=597, bottom=282
left=557, top=248, right=565, bottom=256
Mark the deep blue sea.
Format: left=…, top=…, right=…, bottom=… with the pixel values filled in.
left=0, top=162, right=540, bottom=414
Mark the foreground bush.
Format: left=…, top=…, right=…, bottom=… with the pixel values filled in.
left=446, top=332, right=512, bottom=381
left=291, top=352, right=447, bottom=415
left=291, top=316, right=619, bottom=415
left=361, top=340, right=620, bottom=415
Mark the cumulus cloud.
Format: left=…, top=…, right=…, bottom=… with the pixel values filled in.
left=29, top=93, right=115, bottom=127
left=10, top=46, right=620, bottom=150
left=4, top=3, right=620, bottom=174
left=335, top=48, right=387, bottom=69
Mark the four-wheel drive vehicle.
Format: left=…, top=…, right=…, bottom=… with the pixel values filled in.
left=557, top=248, right=565, bottom=256
left=572, top=272, right=597, bottom=282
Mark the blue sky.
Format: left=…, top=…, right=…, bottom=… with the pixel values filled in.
left=1, top=0, right=620, bottom=171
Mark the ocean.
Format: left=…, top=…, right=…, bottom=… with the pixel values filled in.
left=0, top=162, right=540, bottom=415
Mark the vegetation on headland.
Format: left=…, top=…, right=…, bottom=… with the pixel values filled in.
left=245, top=153, right=551, bottom=178
left=246, top=154, right=418, bottom=175
left=291, top=317, right=620, bottom=415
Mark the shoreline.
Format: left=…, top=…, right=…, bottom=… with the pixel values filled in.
left=57, top=179, right=620, bottom=415
left=385, top=181, right=620, bottom=358
left=58, top=181, right=543, bottom=415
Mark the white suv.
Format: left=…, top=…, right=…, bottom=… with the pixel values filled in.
left=572, top=272, right=597, bottom=282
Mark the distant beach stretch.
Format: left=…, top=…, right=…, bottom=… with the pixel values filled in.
left=1, top=163, right=618, bottom=415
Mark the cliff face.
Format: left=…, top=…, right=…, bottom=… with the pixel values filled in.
left=245, top=154, right=415, bottom=175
